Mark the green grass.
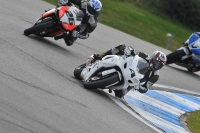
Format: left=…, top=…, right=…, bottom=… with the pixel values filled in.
left=186, top=110, right=200, bottom=133
left=99, top=0, right=193, bottom=51
left=43, top=1, right=199, bottom=132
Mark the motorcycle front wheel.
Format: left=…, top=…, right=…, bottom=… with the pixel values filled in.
left=24, top=20, right=54, bottom=36
left=74, top=64, right=86, bottom=80
left=166, top=49, right=186, bottom=64
left=84, top=72, right=120, bottom=90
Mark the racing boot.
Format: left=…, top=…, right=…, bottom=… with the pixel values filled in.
left=114, top=90, right=125, bottom=98
left=78, top=30, right=89, bottom=39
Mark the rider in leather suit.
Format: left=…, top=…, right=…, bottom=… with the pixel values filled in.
left=58, top=0, right=102, bottom=46
left=87, top=44, right=167, bottom=98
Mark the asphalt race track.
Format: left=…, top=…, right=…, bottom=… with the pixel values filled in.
left=0, top=0, right=200, bottom=133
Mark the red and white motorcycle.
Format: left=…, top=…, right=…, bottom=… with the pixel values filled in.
left=24, top=4, right=84, bottom=46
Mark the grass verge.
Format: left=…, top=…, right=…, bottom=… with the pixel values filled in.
left=186, top=110, right=200, bottom=133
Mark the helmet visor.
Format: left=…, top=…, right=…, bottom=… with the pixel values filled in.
left=152, top=58, right=164, bottom=70
left=86, top=4, right=97, bottom=16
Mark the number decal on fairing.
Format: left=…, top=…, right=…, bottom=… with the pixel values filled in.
left=129, top=68, right=135, bottom=78
left=66, top=11, right=75, bottom=25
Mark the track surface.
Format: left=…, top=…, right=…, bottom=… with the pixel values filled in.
left=0, top=0, right=199, bottom=133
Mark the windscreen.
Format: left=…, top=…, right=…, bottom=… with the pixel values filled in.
left=137, top=58, right=148, bottom=74
left=76, top=10, right=84, bottom=21
left=188, top=33, right=199, bottom=45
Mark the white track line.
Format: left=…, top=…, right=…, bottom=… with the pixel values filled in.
left=126, top=102, right=189, bottom=133
left=153, top=84, right=200, bottom=96
left=156, top=90, right=200, bottom=110
left=127, top=90, right=184, bottom=116
left=105, top=84, right=200, bottom=133
left=107, top=94, right=163, bottom=133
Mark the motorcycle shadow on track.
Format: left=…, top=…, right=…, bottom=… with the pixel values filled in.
left=23, top=35, right=74, bottom=54
left=166, top=64, right=200, bottom=79
left=71, top=75, right=116, bottom=99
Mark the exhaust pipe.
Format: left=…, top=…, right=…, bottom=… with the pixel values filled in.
left=54, top=34, right=64, bottom=40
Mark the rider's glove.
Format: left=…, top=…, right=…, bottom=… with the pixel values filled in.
left=130, top=49, right=140, bottom=56
left=86, top=53, right=102, bottom=66
left=182, top=42, right=188, bottom=46
left=93, top=53, right=102, bottom=60
left=58, top=0, right=68, bottom=5
left=124, top=47, right=131, bottom=56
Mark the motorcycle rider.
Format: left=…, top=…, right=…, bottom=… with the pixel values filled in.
left=87, top=44, right=167, bottom=98
left=58, top=0, right=102, bottom=46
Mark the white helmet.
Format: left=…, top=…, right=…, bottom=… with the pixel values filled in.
left=149, top=51, right=167, bottom=71
left=86, top=0, right=102, bottom=16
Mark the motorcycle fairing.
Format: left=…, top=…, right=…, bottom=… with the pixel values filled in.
left=49, top=31, right=63, bottom=37
left=42, top=8, right=56, bottom=18
left=81, top=55, right=121, bottom=81
left=81, top=55, right=145, bottom=90
left=58, top=6, right=70, bottom=18
left=59, top=6, right=82, bottom=31
left=188, top=33, right=199, bottom=45
left=190, top=49, right=200, bottom=56
left=123, top=56, right=144, bottom=87
left=188, top=34, right=200, bottom=57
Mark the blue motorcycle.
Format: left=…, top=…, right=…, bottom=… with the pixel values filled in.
left=166, top=32, right=200, bottom=72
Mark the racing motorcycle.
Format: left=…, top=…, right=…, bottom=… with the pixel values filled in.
left=166, top=33, right=200, bottom=72
left=24, top=4, right=84, bottom=46
left=74, top=53, right=149, bottom=93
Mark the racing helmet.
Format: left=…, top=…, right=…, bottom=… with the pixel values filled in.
left=86, top=0, right=102, bottom=16
left=149, top=51, right=167, bottom=71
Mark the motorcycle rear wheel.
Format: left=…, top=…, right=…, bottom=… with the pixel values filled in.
left=74, top=64, right=86, bottom=80
left=24, top=20, right=54, bottom=36
left=84, top=72, right=120, bottom=90
left=187, top=67, right=199, bottom=73
left=166, top=49, right=186, bottom=64
left=187, top=67, right=194, bottom=72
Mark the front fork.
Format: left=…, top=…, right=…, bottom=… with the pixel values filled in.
left=179, top=46, right=192, bottom=60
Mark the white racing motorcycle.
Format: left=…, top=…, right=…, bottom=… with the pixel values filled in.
left=74, top=53, right=149, bottom=92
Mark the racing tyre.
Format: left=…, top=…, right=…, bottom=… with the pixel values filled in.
left=24, top=20, right=54, bottom=36
left=187, top=67, right=199, bottom=73
left=166, top=49, right=186, bottom=64
left=187, top=67, right=194, bottom=72
left=74, top=64, right=86, bottom=80
left=84, top=72, right=120, bottom=90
